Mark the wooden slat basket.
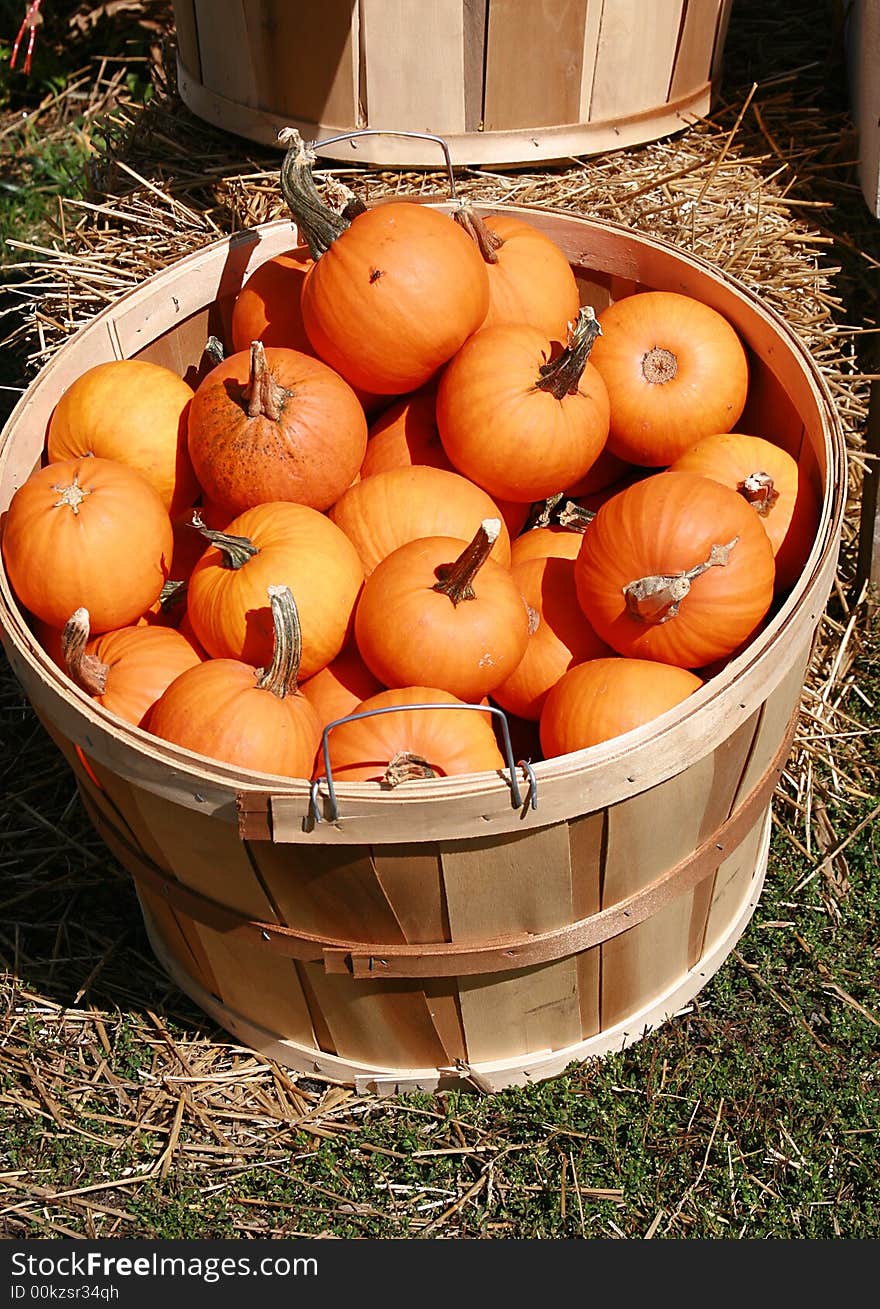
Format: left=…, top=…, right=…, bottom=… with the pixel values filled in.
left=0, top=205, right=845, bottom=1095
left=171, top=0, right=734, bottom=167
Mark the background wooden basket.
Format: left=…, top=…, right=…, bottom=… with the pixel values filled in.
left=0, top=204, right=846, bottom=1095
left=171, top=0, right=734, bottom=166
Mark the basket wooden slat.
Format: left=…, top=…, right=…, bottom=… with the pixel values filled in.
left=0, top=204, right=845, bottom=1093
left=170, top=0, right=734, bottom=166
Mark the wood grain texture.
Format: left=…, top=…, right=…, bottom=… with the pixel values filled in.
left=359, top=0, right=466, bottom=134
left=483, top=0, right=589, bottom=131
left=590, top=0, right=684, bottom=122
left=669, top=0, right=723, bottom=99
left=171, top=0, right=201, bottom=81
left=242, top=0, right=358, bottom=126
left=192, top=0, right=258, bottom=106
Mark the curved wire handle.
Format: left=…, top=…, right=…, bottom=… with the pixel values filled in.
left=309, top=701, right=538, bottom=825
left=304, top=129, right=459, bottom=203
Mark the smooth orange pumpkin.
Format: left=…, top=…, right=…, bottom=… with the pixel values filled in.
left=574, top=470, right=775, bottom=668
left=231, top=245, right=314, bottom=354
left=491, top=545, right=613, bottom=721
left=60, top=607, right=204, bottom=727
left=187, top=341, right=367, bottom=517
left=667, top=432, right=820, bottom=594
left=436, top=308, right=611, bottom=503
left=454, top=203, right=580, bottom=342
left=185, top=500, right=363, bottom=677
left=588, top=290, right=750, bottom=466
left=147, top=585, right=322, bottom=778
left=540, top=657, right=704, bottom=757
left=299, top=640, right=385, bottom=729
left=354, top=519, right=530, bottom=701
left=2, top=456, right=173, bottom=633
left=329, top=465, right=511, bottom=577
left=510, top=524, right=585, bottom=567
left=46, top=359, right=198, bottom=517
left=280, top=131, right=489, bottom=396
left=318, top=685, right=505, bottom=784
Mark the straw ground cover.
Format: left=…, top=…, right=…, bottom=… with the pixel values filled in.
left=0, top=0, right=878, bottom=1239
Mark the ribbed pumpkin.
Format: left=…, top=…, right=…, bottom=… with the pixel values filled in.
left=147, top=585, right=321, bottom=778
left=2, top=456, right=173, bottom=634
left=60, top=607, right=204, bottom=728
left=667, top=432, right=820, bottom=594
left=354, top=519, right=530, bottom=701
left=185, top=501, right=364, bottom=677
left=360, top=389, right=531, bottom=542
left=588, top=290, right=750, bottom=466
left=574, top=471, right=776, bottom=668
left=300, top=640, right=385, bottom=730
left=360, top=382, right=449, bottom=479
left=329, top=465, right=511, bottom=577
left=436, top=308, right=610, bottom=503
left=187, top=341, right=367, bottom=517
left=540, top=657, right=704, bottom=757
left=510, top=523, right=585, bottom=567
left=230, top=245, right=314, bottom=354
left=453, top=203, right=580, bottom=342
left=318, top=686, right=505, bottom=785
left=45, top=359, right=198, bottom=517
left=279, top=130, right=489, bottom=396
left=565, top=445, right=632, bottom=499
left=492, top=541, right=612, bottom=721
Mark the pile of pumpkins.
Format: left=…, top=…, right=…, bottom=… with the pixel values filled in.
left=1, top=132, right=820, bottom=789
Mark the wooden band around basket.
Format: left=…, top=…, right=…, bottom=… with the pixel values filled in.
left=80, top=709, right=798, bottom=980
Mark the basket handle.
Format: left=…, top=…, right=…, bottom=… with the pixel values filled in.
left=309, top=700, right=538, bottom=826
left=299, top=128, right=460, bottom=202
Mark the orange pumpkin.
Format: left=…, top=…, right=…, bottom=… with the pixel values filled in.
left=574, top=471, right=776, bottom=668
left=588, top=290, right=750, bottom=466
left=300, top=640, right=385, bottom=729
left=2, top=456, right=173, bottom=633
left=185, top=500, right=364, bottom=677
left=231, top=245, right=314, bottom=354
left=491, top=545, right=612, bottom=721
left=329, top=465, right=511, bottom=577
left=510, top=524, right=585, bottom=567
left=354, top=519, right=530, bottom=701
left=46, top=359, right=198, bottom=517
left=454, top=203, right=580, bottom=342
left=360, top=382, right=450, bottom=479
left=540, top=657, right=704, bottom=756
left=280, top=131, right=489, bottom=396
left=318, top=685, right=505, bottom=784
left=667, top=432, right=820, bottom=594
left=60, top=608, right=204, bottom=727
left=187, top=341, right=367, bottom=517
left=436, top=308, right=610, bottom=503
left=147, top=585, right=321, bottom=778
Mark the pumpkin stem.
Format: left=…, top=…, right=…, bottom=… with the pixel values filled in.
left=52, top=475, right=91, bottom=514
left=60, top=608, right=108, bottom=696
left=159, top=578, right=188, bottom=614
left=432, top=518, right=500, bottom=606
left=535, top=307, right=602, bottom=399
left=557, top=500, right=595, bottom=532
left=278, top=127, right=351, bottom=260
left=190, top=510, right=259, bottom=570
left=256, top=585, right=304, bottom=699
left=454, top=202, right=503, bottom=265
left=203, top=335, right=225, bottom=367
left=245, top=340, right=288, bottom=422
left=738, top=470, right=779, bottom=517
left=383, top=751, right=438, bottom=786
left=522, top=492, right=565, bottom=533
left=624, top=537, right=739, bottom=625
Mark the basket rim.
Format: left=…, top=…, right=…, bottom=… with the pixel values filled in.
left=0, top=204, right=848, bottom=820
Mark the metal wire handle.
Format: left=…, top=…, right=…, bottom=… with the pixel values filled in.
left=309, top=701, right=539, bottom=824
left=303, top=129, right=459, bottom=202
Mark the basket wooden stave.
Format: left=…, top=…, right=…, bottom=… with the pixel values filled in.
left=171, top=0, right=734, bottom=167
left=0, top=207, right=845, bottom=1094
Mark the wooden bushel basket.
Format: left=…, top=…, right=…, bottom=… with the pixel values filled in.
left=171, top=0, right=734, bottom=166
left=0, top=206, right=845, bottom=1095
